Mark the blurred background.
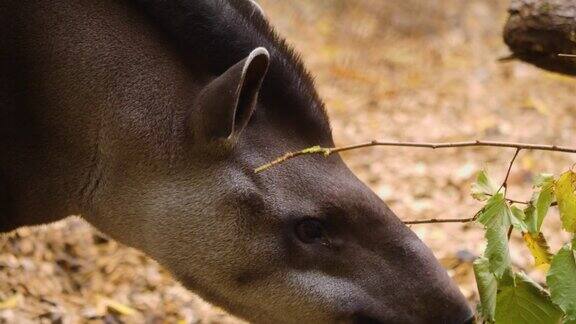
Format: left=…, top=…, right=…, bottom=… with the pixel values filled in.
left=1, top=0, right=576, bottom=322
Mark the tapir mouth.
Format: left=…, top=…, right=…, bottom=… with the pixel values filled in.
left=349, top=307, right=474, bottom=324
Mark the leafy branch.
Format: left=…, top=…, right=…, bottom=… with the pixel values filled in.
left=255, top=140, right=576, bottom=173
left=256, top=138, right=576, bottom=322
left=471, top=168, right=576, bottom=323
left=255, top=139, right=573, bottom=225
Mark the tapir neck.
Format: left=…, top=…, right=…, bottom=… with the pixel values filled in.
left=0, top=0, right=205, bottom=233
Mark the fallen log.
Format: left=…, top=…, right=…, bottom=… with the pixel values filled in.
left=503, top=0, right=576, bottom=76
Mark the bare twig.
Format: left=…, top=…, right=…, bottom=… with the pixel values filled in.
left=497, top=53, right=517, bottom=62
left=255, top=146, right=330, bottom=173
left=404, top=217, right=476, bottom=225
left=498, top=148, right=521, bottom=194
left=490, top=195, right=558, bottom=207
left=487, top=194, right=529, bottom=205
left=330, top=140, right=576, bottom=155
left=506, top=198, right=529, bottom=205
left=404, top=209, right=483, bottom=225
left=559, top=54, right=576, bottom=58
left=255, top=140, right=576, bottom=173
left=403, top=194, right=546, bottom=225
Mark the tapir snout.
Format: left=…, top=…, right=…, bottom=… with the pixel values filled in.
left=343, top=228, right=474, bottom=324
left=343, top=192, right=474, bottom=324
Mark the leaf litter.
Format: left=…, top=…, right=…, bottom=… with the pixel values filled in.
left=2, top=0, right=576, bottom=322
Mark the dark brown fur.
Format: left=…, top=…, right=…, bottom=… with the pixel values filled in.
left=0, top=1, right=472, bottom=323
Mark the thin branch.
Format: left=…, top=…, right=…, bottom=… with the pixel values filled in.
left=330, top=140, right=576, bottom=155
left=498, top=53, right=517, bottom=62
left=404, top=209, right=483, bottom=225
left=255, top=140, right=576, bottom=173
left=255, top=146, right=330, bottom=173
left=559, top=54, right=576, bottom=58
left=499, top=148, right=521, bottom=194
left=487, top=194, right=557, bottom=207
left=507, top=198, right=528, bottom=205
left=403, top=190, right=558, bottom=225
left=401, top=192, right=550, bottom=225
left=403, top=217, right=476, bottom=225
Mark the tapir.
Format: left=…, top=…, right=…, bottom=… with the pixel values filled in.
left=0, top=0, right=473, bottom=323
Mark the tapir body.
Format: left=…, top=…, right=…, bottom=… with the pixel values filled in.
left=0, top=0, right=473, bottom=323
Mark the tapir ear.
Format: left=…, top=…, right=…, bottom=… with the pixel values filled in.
left=192, top=47, right=270, bottom=142
left=248, top=0, right=265, bottom=16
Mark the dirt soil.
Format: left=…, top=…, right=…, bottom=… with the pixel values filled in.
left=1, top=0, right=575, bottom=323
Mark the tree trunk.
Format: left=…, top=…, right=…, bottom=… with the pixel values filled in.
left=503, top=0, right=576, bottom=76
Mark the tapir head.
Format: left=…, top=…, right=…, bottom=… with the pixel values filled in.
left=111, top=48, right=472, bottom=323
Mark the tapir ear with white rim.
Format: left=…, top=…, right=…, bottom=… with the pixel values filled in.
left=248, top=0, right=265, bottom=16
left=191, top=47, right=270, bottom=142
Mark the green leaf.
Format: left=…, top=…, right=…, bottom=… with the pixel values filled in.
left=485, top=225, right=511, bottom=278
left=555, top=171, right=576, bottom=233
left=496, top=272, right=563, bottom=324
left=477, top=194, right=512, bottom=229
left=511, top=205, right=527, bottom=221
left=524, top=174, right=555, bottom=234
left=533, top=179, right=555, bottom=233
left=473, top=257, right=497, bottom=322
left=472, top=170, right=499, bottom=201
left=476, top=194, right=522, bottom=278
left=535, top=173, right=555, bottom=188
left=524, top=205, right=539, bottom=234
left=511, top=206, right=529, bottom=232
left=547, top=242, right=576, bottom=321
left=523, top=232, right=552, bottom=267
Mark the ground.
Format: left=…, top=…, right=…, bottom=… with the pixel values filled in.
left=1, top=0, right=576, bottom=322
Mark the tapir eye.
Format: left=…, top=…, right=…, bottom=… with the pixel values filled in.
left=295, top=218, right=326, bottom=244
